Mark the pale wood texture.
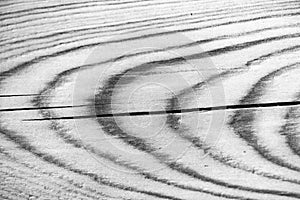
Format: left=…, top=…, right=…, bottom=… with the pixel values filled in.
left=0, top=0, right=300, bottom=199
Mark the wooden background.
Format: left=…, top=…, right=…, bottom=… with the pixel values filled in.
left=1, top=0, right=300, bottom=199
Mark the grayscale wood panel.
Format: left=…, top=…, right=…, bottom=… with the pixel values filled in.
left=0, top=0, right=300, bottom=199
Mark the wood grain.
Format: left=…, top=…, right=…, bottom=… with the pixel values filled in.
left=0, top=0, right=300, bottom=199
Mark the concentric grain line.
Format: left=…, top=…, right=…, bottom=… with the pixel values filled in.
left=280, top=92, right=300, bottom=157
left=29, top=63, right=265, bottom=200
left=229, top=62, right=300, bottom=172
left=94, top=58, right=300, bottom=198
left=0, top=128, right=185, bottom=200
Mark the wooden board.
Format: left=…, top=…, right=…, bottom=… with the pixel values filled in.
left=0, top=0, right=300, bottom=199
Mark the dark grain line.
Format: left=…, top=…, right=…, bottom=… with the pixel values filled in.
left=229, top=62, right=300, bottom=172
left=0, top=129, right=185, bottom=200
left=30, top=70, right=258, bottom=200
left=280, top=93, right=300, bottom=157
left=93, top=58, right=300, bottom=198
left=166, top=46, right=300, bottom=185
left=2, top=0, right=296, bottom=47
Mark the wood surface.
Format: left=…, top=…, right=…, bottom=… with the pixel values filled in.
left=0, top=0, right=300, bottom=199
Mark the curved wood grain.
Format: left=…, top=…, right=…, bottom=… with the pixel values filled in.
left=0, top=0, right=300, bottom=199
